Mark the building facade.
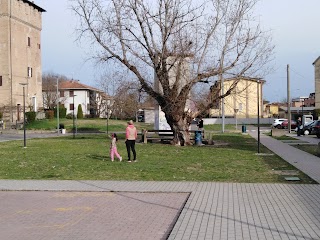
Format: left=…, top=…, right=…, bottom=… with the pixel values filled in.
left=209, top=77, right=265, bottom=118
left=313, top=57, right=320, bottom=109
left=43, top=80, right=110, bottom=118
left=0, top=0, right=45, bottom=124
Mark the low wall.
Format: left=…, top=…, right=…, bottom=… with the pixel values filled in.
left=271, top=128, right=287, bottom=137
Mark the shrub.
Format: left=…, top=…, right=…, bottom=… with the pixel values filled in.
left=0, top=112, right=2, bottom=119
left=26, top=111, right=36, bottom=122
left=77, top=104, right=83, bottom=119
left=66, top=113, right=74, bottom=119
left=45, top=110, right=54, bottom=119
left=60, top=106, right=67, bottom=118
left=54, top=105, right=67, bottom=118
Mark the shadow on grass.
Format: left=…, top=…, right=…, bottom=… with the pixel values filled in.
left=90, top=154, right=108, bottom=161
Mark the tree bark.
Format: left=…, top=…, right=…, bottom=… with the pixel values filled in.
left=164, top=110, right=191, bottom=146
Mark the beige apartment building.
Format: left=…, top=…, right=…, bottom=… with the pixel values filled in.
left=0, top=0, right=45, bottom=125
left=209, top=77, right=265, bottom=118
left=313, top=57, right=320, bottom=109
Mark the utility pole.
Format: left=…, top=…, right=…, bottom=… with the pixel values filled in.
left=287, top=64, right=291, bottom=133
left=19, top=83, right=28, bottom=148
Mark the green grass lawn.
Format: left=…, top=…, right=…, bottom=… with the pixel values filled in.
left=271, top=135, right=299, bottom=141
left=204, top=124, right=239, bottom=132
left=294, top=144, right=320, bottom=158
left=0, top=133, right=316, bottom=183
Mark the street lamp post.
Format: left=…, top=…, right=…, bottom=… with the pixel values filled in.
left=106, top=99, right=111, bottom=134
left=257, top=79, right=260, bottom=153
left=19, top=83, right=28, bottom=148
left=73, top=95, right=77, bottom=139
left=56, top=78, right=59, bottom=135
left=106, top=100, right=109, bottom=135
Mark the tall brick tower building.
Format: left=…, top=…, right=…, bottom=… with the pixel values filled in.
left=0, top=0, right=45, bottom=126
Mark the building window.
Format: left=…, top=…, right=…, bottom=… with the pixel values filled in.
left=60, top=91, right=64, bottom=97
left=69, top=90, right=74, bottom=97
left=38, top=43, right=41, bottom=49
left=27, top=67, right=32, bottom=77
left=0, top=76, right=2, bottom=86
left=70, top=104, right=74, bottom=110
left=28, top=37, right=31, bottom=47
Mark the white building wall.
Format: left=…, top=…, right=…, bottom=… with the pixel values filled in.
left=63, top=90, right=88, bottom=116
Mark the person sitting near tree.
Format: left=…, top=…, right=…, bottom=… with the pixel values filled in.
left=197, top=116, right=204, bottom=137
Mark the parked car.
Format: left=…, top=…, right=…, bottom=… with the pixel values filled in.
left=311, top=120, right=320, bottom=138
left=272, top=118, right=287, bottom=129
left=302, top=120, right=317, bottom=135
left=281, top=120, right=297, bottom=129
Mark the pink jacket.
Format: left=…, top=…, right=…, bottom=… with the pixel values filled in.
left=126, top=125, right=137, bottom=140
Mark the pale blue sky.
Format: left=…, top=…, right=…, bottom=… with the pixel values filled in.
left=35, top=0, right=320, bottom=102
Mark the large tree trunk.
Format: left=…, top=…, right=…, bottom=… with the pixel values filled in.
left=166, top=113, right=192, bottom=146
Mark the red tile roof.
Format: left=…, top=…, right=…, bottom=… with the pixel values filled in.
left=59, top=80, right=103, bottom=93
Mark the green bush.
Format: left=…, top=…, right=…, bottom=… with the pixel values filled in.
left=66, top=113, right=74, bottom=119
left=0, top=112, right=3, bottom=119
left=77, top=104, right=83, bottom=119
left=45, top=110, right=54, bottom=119
left=54, top=105, right=67, bottom=118
left=26, top=111, right=36, bottom=122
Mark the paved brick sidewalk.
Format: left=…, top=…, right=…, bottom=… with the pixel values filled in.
left=0, top=189, right=188, bottom=240
left=1, top=180, right=320, bottom=240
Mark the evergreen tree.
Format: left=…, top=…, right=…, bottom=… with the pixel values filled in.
left=77, top=104, right=83, bottom=119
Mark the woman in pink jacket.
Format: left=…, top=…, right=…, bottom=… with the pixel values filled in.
left=125, top=120, right=137, bottom=162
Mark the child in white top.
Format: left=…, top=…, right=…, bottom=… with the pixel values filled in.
left=110, top=133, right=122, bottom=162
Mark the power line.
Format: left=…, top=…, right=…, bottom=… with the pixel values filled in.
left=290, top=67, right=313, bottom=80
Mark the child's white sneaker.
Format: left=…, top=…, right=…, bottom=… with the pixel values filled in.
left=119, top=157, right=122, bottom=162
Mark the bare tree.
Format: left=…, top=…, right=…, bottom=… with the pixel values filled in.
left=111, top=81, right=140, bottom=120
left=72, top=0, right=274, bottom=145
left=42, top=72, right=69, bottom=110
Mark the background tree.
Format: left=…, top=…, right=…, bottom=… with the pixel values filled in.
left=42, top=72, right=69, bottom=110
left=77, top=104, right=84, bottom=119
left=72, top=0, right=274, bottom=145
left=111, top=81, right=140, bottom=120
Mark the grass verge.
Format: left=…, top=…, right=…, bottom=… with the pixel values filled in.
left=294, top=144, right=320, bottom=158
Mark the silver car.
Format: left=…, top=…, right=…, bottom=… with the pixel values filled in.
left=272, top=118, right=287, bottom=129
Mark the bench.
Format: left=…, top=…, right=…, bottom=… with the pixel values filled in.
left=140, top=129, right=202, bottom=144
